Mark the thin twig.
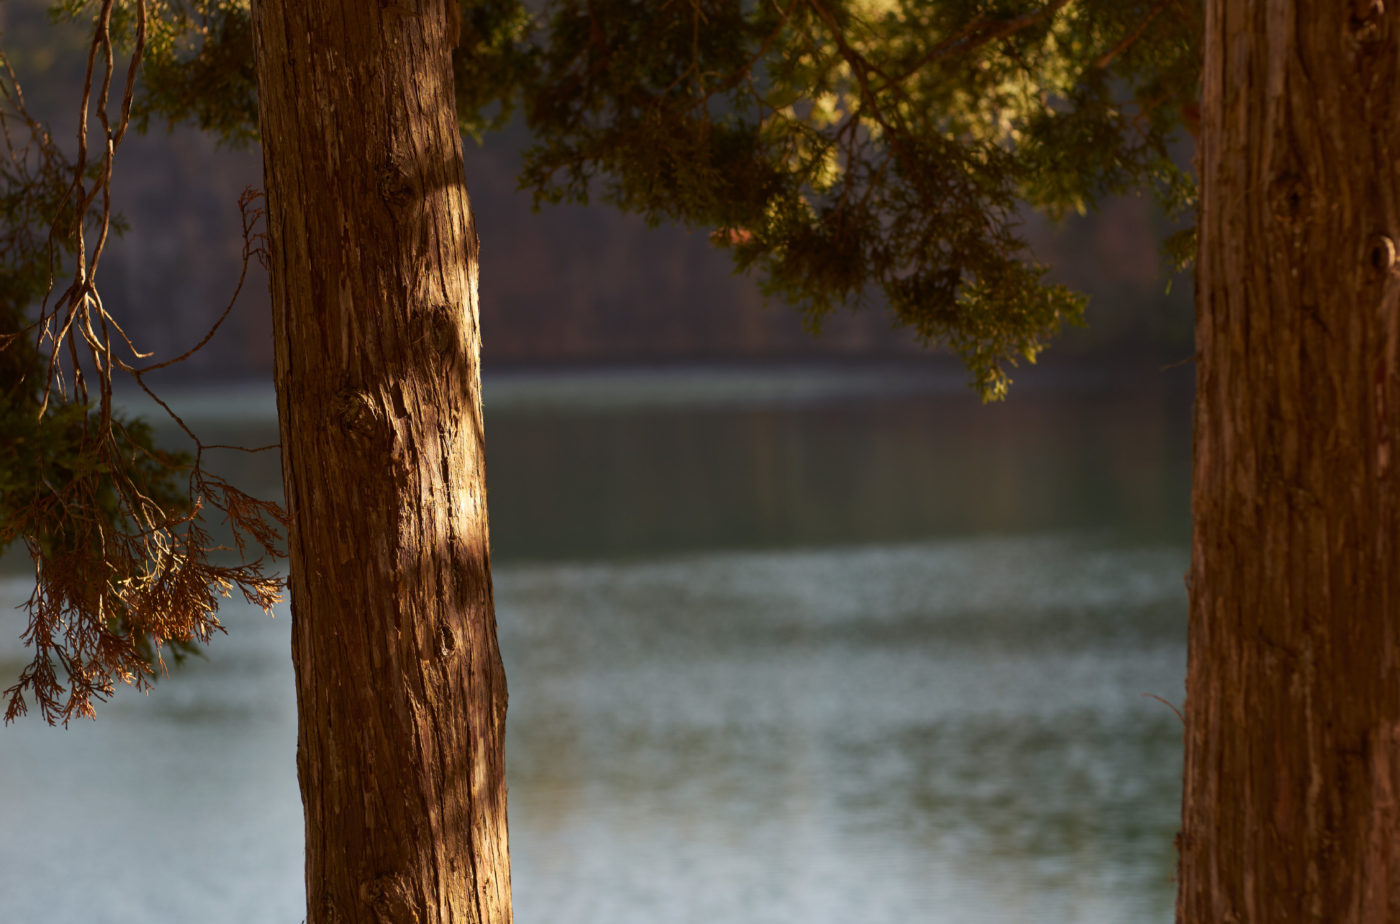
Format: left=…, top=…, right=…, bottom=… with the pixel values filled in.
left=1094, top=0, right=1174, bottom=70
left=1143, top=692, right=1186, bottom=725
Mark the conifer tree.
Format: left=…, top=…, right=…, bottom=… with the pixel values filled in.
left=2, top=2, right=1213, bottom=922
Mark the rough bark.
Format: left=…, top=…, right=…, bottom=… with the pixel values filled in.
left=1179, top=3, right=1400, bottom=921
left=251, top=1, right=511, bottom=921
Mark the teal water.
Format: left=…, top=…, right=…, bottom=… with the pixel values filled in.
left=0, top=364, right=1191, bottom=923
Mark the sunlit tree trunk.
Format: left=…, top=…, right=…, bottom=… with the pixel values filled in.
left=251, top=1, right=511, bottom=921
left=1179, top=3, right=1400, bottom=920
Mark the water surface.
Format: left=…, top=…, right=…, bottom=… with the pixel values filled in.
left=0, top=364, right=1191, bottom=923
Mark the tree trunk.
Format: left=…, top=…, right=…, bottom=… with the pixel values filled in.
left=1179, top=3, right=1400, bottom=921
left=251, top=2, right=512, bottom=922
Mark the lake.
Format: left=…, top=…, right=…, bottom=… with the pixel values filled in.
left=0, top=363, right=1192, bottom=923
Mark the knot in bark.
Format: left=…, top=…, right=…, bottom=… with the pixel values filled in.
left=420, top=303, right=460, bottom=355
left=1368, top=233, right=1397, bottom=275
left=360, top=873, right=418, bottom=923
left=1268, top=172, right=1310, bottom=232
left=437, top=621, right=458, bottom=657
left=1347, top=1, right=1388, bottom=47
left=334, top=389, right=387, bottom=444
left=377, top=153, right=416, bottom=209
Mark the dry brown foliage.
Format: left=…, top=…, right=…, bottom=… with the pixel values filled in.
left=1, top=0, right=286, bottom=725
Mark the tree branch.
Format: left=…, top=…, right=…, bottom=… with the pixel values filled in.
left=886, top=0, right=1074, bottom=87
left=1094, top=0, right=1175, bottom=70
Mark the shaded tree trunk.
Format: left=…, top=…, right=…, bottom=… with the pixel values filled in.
left=251, top=2, right=512, bottom=921
left=1179, top=2, right=1400, bottom=920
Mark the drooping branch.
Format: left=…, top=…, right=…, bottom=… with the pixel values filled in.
left=0, top=1, right=286, bottom=725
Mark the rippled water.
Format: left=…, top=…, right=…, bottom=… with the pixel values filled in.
left=0, top=365, right=1191, bottom=923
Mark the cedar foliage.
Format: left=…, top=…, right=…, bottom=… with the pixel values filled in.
left=131, top=0, right=1199, bottom=396
left=0, top=4, right=282, bottom=724
left=1, top=0, right=1198, bottom=719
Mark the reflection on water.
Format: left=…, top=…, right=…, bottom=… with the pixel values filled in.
left=0, top=365, right=1190, bottom=923
left=503, top=539, right=1186, bottom=924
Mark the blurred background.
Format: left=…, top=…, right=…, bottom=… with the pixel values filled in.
left=1, top=3, right=1193, bottom=921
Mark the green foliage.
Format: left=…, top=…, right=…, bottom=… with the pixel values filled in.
left=113, top=0, right=1199, bottom=398
left=453, top=0, right=538, bottom=141
left=43, top=0, right=259, bottom=143
left=509, top=0, right=1197, bottom=396
left=135, top=1, right=258, bottom=144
